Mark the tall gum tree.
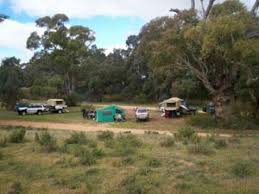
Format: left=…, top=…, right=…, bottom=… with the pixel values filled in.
left=168, top=0, right=259, bottom=122
left=27, top=14, right=95, bottom=96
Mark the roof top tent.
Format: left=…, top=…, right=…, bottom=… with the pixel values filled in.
left=96, top=105, right=125, bottom=123
left=159, top=97, right=184, bottom=111
left=47, top=99, right=66, bottom=106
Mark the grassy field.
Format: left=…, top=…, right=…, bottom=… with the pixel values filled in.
left=0, top=126, right=259, bottom=194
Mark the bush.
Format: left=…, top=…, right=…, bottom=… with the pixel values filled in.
left=8, top=129, right=26, bottom=143
left=65, top=132, right=88, bottom=145
left=160, top=136, right=175, bottom=147
left=8, top=181, right=23, bottom=194
left=187, top=115, right=217, bottom=129
left=175, top=127, right=200, bottom=144
left=78, top=149, right=96, bottom=166
left=214, top=139, right=228, bottom=149
left=231, top=160, right=253, bottom=178
left=115, top=134, right=142, bottom=156
left=206, top=135, right=228, bottom=149
left=92, top=148, right=105, bottom=159
left=65, top=92, right=82, bottom=106
left=0, top=137, right=7, bottom=147
left=147, top=158, right=161, bottom=168
left=121, top=168, right=159, bottom=194
left=188, top=142, right=215, bottom=155
left=97, top=131, right=114, bottom=141
left=0, top=151, right=3, bottom=160
left=35, top=132, right=57, bottom=152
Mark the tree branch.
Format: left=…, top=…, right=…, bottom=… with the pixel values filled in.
left=204, top=0, right=216, bottom=20
left=251, top=0, right=259, bottom=16
left=169, top=8, right=181, bottom=14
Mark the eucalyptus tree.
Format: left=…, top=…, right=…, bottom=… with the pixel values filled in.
left=27, top=14, right=95, bottom=96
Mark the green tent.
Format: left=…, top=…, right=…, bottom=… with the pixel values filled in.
left=96, top=105, right=125, bottom=123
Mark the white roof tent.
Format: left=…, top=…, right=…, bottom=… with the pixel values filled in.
left=47, top=99, right=66, bottom=107
left=159, top=97, right=184, bottom=111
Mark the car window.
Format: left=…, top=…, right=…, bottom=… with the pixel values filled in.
left=137, top=109, right=147, bottom=113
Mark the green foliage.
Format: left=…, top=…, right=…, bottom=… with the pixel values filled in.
left=187, top=115, right=217, bottom=129
left=0, top=136, right=7, bottom=147
left=0, top=57, right=23, bottom=109
left=114, top=134, right=142, bottom=156
left=35, top=132, right=57, bottom=152
left=147, top=158, right=161, bottom=168
left=188, top=142, right=215, bottom=155
left=231, top=160, right=254, bottom=178
left=92, top=148, right=105, bottom=159
left=175, top=127, right=200, bottom=144
left=121, top=168, right=159, bottom=194
left=65, top=92, right=82, bottom=106
left=8, top=181, right=23, bottom=194
left=160, top=136, right=175, bottom=147
left=65, top=132, right=88, bottom=145
left=8, top=129, right=26, bottom=143
left=0, top=151, right=3, bottom=160
left=97, top=131, right=114, bottom=141
left=78, top=149, right=96, bottom=166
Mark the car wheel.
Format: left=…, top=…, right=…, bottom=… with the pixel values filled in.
left=22, top=111, right=26, bottom=116
left=37, top=111, right=42, bottom=115
left=58, top=110, right=62, bottom=114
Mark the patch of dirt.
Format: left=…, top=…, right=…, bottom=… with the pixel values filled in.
left=0, top=119, right=232, bottom=137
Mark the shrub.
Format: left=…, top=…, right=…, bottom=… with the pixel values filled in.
left=97, top=131, right=114, bottom=141
left=65, top=132, right=88, bottom=145
left=175, top=127, right=200, bottom=144
left=8, top=181, right=23, bottom=194
left=0, top=137, right=7, bottom=147
left=115, top=134, right=142, bottom=156
left=79, top=149, right=96, bottom=166
left=187, top=114, right=217, bottom=129
left=231, top=160, right=253, bottom=178
left=65, top=92, right=82, bottom=106
left=188, top=142, right=215, bottom=155
left=122, top=168, right=159, bottom=194
left=92, top=148, right=105, bottom=159
left=121, top=157, right=135, bottom=165
left=206, top=135, right=228, bottom=149
left=147, top=158, right=161, bottom=168
left=160, top=136, right=175, bottom=147
left=214, top=139, right=227, bottom=149
left=35, top=132, right=57, bottom=152
left=8, top=129, right=26, bottom=143
left=0, top=151, right=3, bottom=160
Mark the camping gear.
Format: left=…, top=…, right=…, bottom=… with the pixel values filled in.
left=95, top=105, right=125, bottom=123
left=159, top=97, right=196, bottom=118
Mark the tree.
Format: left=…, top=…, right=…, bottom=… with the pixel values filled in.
left=166, top=0, right=259, bottom=122
left=0, top=57, right=23, bottom=109
left=27, top=14, right=95, bottom=96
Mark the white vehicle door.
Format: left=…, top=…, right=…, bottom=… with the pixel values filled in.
left=27, top=105, right=37, bottom=114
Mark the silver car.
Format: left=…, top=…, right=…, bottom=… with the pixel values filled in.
left=135, top=108, right=149, bottom=121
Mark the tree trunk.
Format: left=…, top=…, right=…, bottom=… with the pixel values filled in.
left=213, top=94, right=234, bottom=124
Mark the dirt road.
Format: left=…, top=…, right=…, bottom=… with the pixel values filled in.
left=0, top=119, right=232, bottom=137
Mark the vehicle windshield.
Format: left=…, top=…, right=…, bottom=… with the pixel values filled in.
left=137, top=109, right=147, bottom=113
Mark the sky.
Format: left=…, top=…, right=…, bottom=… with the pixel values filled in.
left=0, top=0, right=256, bottom=63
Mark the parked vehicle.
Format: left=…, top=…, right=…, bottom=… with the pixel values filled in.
left=17, top=104, right=48, bottom=116
left=203, top=102, right=215, bottom=115
left=135, top=107, right=149, bottom=121
left=159, top=97, right=196, bottom=118
left=47, top=99, right=68, bottom=113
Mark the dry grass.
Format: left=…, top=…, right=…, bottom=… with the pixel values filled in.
left=0, top=126, right=259, bottom=194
